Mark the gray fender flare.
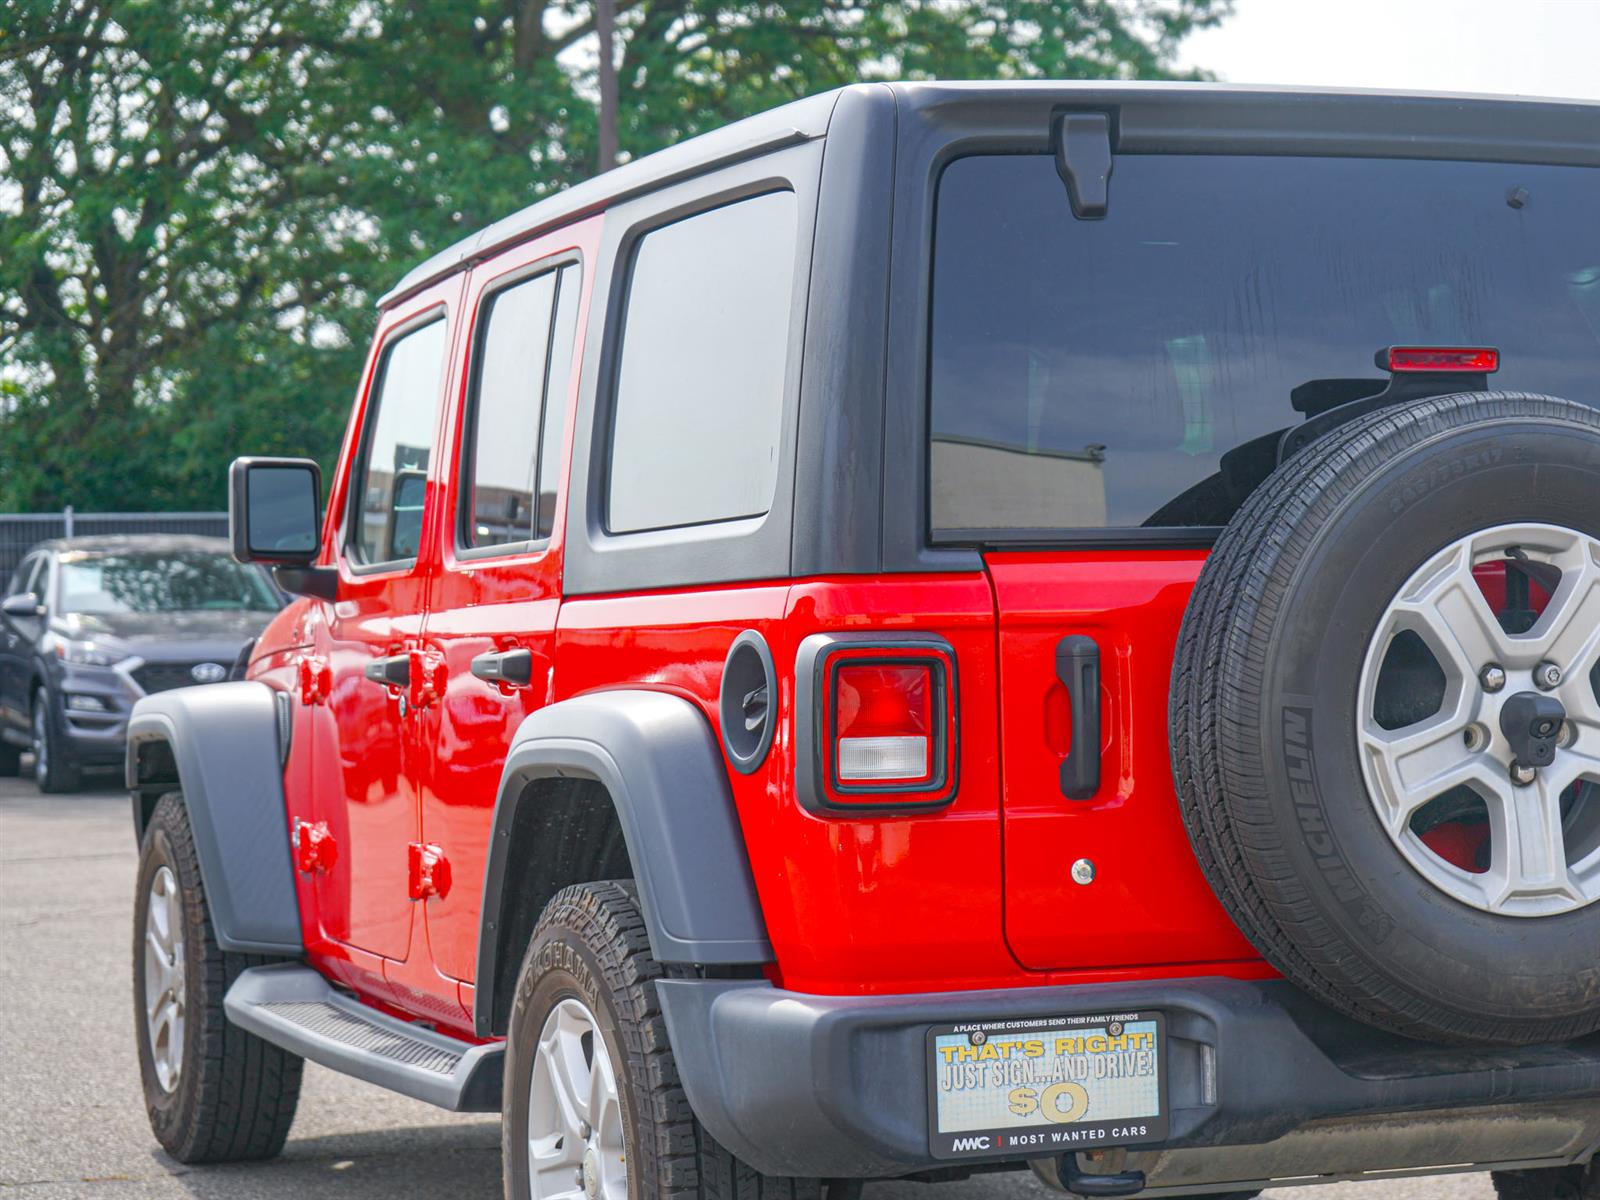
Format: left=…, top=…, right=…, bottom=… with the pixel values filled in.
left=475, top=690, right=771, bottom=1034
left=125, top=681, right=301, bottom=955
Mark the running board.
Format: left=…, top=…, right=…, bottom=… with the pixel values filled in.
left=224, top=963, right=502, bottom=1112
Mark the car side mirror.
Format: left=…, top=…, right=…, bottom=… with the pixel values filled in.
left=230, top=457, right=323, bottom=565
left=1, top=593, right=43, bottom=618
left=229, top=457, right=339, bottom=601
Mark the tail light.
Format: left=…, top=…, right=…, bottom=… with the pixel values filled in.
left=1386, top=346, right=1499, bottom=373
left=795, top=633, right=958, bottom=813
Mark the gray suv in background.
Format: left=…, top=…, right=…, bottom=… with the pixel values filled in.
left=0, top=535, right=283, bottom=791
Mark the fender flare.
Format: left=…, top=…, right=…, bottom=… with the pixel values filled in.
left=125, top=681, right=301, bottom=955
left=475, top=690, right=771, bottom=1035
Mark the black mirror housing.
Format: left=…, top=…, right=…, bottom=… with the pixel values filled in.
left=230, top=457, right=323, bottom=566
left=1, top=593, right=43, bottom=618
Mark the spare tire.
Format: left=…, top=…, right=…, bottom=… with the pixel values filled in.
left=1172, top=391, right=1600, bottom=1046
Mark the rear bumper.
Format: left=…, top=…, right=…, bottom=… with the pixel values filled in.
left=656, top=976, right=1600, bottom=1185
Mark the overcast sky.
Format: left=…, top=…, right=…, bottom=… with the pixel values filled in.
left=1177, top=0, right=1600, bottom=102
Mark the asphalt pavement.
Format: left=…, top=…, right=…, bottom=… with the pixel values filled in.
left=0, top=776, right=1493, bottom=1200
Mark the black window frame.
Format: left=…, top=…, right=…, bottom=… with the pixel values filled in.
left=342, top=305, right=450, bottom=575
left=454, top=252, right=584, bottom=562
left=562, top=136, right=822, bottom=597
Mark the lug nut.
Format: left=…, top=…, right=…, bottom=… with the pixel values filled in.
left=1480, top=664, right=1507, bottom=693
left=1534, top=662, right=1563, bottom=690
left=1510, top=761, right=1538, bottom=787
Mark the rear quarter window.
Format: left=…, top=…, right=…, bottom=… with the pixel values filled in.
left=929, top=154, right=1600, bottom=537
left=606, top=190, right=798, bottom=534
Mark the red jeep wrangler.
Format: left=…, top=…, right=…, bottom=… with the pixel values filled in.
left=127, top=83, right=1600, bottom=1200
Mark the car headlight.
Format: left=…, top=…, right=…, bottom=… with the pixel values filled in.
left=54, top=640, right=121, bottom=667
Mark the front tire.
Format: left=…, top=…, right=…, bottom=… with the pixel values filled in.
left=32, top=690, right=81, bottom=793
left=504, top=881, right=822, bottom=1200
left=134, top=793, right=303, bottom=1162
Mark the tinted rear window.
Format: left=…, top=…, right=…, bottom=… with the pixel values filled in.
left=930, top=154, right=1600, bottom=535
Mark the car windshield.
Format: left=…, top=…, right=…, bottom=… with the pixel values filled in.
left=56, top=551, right=282, bottom=614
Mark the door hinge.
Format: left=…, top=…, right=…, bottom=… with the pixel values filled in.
left=407, top=649, right=448, bottom=710
left=407, top=842, right=452, bottom=901
left=295, top=654, right=331, bottom=706
left=291, top=820, right=338, bottom=874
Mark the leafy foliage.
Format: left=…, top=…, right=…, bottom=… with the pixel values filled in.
left=0, top=0, right=1228, bottom=510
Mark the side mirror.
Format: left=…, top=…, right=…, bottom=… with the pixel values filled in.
left=1, top=593, right=42, bottom=618
left=229, top=457, right=322, bottom=566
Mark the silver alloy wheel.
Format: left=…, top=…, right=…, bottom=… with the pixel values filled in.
left=143, top=865, right=187, bottom=1092
left=31, top=702, right=46, bottom=786
left=1358, top=522, right=1600, bottom=916
left=526, top=997, right=626, bottom=1200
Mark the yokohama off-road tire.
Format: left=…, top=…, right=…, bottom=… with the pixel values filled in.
left=1172, top=392, right=1600, bottom=1045
left=504, top=881, right=823, bottom=1200
left=134, top=793, right=303, bottom=1162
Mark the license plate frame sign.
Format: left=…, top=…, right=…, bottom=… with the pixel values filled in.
left=927, top=1011, right=1168, bottom=1159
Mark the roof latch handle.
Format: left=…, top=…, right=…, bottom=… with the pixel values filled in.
left=1055, top=112, right=1114, bottom=220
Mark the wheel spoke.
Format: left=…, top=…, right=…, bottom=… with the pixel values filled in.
left=150, top=995, right=176, bottom=1051
left=538, top=1021, right=591, bottom=1143
left=1392, top=542, right=1510, bottom=679
left=146, top=928, right=173, bottom=973
left=1490, top=773, right=1580, bottom=908
left=1360, top=715, right=1478, bottom=833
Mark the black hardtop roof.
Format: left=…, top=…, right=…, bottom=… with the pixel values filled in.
left=379, top=80, right=1600, bottom=309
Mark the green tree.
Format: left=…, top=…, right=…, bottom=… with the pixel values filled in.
left=0, top=0, right=1228, bottom=511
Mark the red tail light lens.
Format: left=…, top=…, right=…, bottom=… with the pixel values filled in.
left=794, top=634, right=959, bottom=813
left=1387, top=346, right=1499, bottom=373
left=835, top=664, right=933, bottom=783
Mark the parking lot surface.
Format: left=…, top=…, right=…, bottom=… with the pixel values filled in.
left=0, top=777, right=1493, bottom=1200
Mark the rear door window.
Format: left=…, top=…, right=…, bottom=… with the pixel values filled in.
left=460, top=263, right=581, bottom=551
left=929, top=154, right=1600, bottom=536
left=606, top=191, right=798, bottom=534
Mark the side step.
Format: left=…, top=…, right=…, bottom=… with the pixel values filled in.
left=224, top=963, right=503, bottom=1112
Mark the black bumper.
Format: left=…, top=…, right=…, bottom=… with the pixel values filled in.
left=656, top=975, right=1600, bottom=1180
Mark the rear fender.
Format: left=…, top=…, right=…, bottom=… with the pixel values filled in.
left=475, top=689, right=771, bottom=1037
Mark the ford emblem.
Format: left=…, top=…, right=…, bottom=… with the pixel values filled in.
left=190, top=661, right=228, bottom=684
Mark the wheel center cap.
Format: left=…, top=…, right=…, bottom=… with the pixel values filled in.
left=582, top=1149, right=599, bottom=1199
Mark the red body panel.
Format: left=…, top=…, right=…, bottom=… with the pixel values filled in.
left=984, top=551, right=1262, bottom=972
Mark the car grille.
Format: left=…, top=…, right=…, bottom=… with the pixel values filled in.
left=132, top=663, right=219, bottom=693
